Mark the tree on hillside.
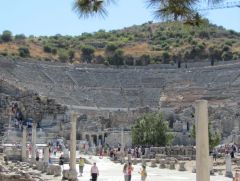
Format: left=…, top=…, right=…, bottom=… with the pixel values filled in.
left=73, top=0, right=223, bottom=21
left=104, top=43, right=124, bottom=65
left=81, top=45, right=95, bottom=63
left=18, top=47, right=30, bottom=58
left=105, top=43, right=118, bottom=56
left=132, top=113, right=173, bottom=146
left=191, top=123, right=220, bottom=151
left=1, top=30, right=13, bottom=42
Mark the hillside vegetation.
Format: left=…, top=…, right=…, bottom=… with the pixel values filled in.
left=0, top=20, right=240, bottom=66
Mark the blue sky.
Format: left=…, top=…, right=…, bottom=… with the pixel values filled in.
left=0, top=0, right=239, bottom=36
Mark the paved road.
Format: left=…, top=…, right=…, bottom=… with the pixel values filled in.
left=44, top=156, right=231, bottom=181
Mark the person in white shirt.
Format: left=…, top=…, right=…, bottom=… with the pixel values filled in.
left=90, top=162, right=99, bottom=181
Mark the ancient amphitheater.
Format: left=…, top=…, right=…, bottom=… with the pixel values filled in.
left=1, top=57, right=240, bottom=145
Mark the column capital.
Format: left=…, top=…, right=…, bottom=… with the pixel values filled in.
left=32, top=122, right=37, bottom=129
left=71, top=112, right=78, bottom=122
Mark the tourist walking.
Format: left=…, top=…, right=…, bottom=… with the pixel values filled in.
left=36, top=150, right=40, bottom=161
left=123, top=163, right=128, bottom=181
left=213, top=149, right=217, bottom=161
left=139, top=165, right=147, bottom=181
left=127, top=162, right=134, bottom=181
left=79, top=157, right=85, bottom=176
left=59, top=154, right=64, bottom=170
left=90, top=162, right=99, bottom=181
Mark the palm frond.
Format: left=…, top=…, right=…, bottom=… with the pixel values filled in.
left=149, top=0, right=198, bottom=21
left=73, top=0, right=116, bottom=18
left=207, top=0, right=224, bottom=5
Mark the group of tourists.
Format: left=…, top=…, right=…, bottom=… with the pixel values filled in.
left=212, top=143, right=239, bottom=161
left=57, top=153, right=147, bottom=181
left=123, top=163, right=147, bottom=181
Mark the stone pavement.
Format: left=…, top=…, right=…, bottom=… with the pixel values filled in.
left=45, top=156, right=231, bottom=181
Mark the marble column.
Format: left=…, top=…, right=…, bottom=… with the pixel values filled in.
left=96, top=135, right=99, bottom=146
left=195, top=100, right=210, bottom=181
left=121, top=127, right=124, bottom=153
left=225, top=154, right=233, bottom=178
left=91, top=135, right=95, bottom=147
left=22, top=126, right=27, bottom=161
left=31, top=122, right=37, bottom=161
left=120, top=128, right=125, bottom=164
left=69, top=112, right=78, bottom=179
left=102, top=133, right=105, bottom=145
left=82, top=132, right=86, bottom=141
left=43, top=146, right=49, bottom=163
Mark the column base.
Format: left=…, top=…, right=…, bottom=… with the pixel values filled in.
left=62, top=169, right=78, bottom=181
left=225, top=171, right=233, bottom=178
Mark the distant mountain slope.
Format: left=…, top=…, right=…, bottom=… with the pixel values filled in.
left=0, top=20, right=239, bottom=65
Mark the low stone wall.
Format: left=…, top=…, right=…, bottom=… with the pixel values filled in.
left=4, top=147, right=21, bottom=162
left=150, top=146, right=196, bottom=160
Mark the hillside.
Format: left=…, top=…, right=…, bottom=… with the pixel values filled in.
left=0, top=20, right=240, bottom=65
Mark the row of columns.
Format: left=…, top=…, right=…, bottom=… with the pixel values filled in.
left=22, top=122, right=47, bottom=162
left=20, top=100, right=211, bottom=181
left=82, top=133, right=106, bottom=147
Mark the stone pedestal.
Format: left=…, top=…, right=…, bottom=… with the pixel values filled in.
left=150, top=159, right=157, bottom=167
left=53, top=165, right=62, bottom=177
left=195, top=100, right=210, bottom=181
left=179, top=162, right=186, bottom=171
left=22, top=126, right=27, bottom=161
left=169, top=161, right=175, bottom=170
left=63, top=169, right=78, bottom=180
left=209, top=156, right=214, bottom=175
left=159, top=159, right=166, bottom=169
left=145, top=148, right=150, bottom=158
left=225, top=154, right=233, bottom=178
left=47, top=165, right=56, bottom=175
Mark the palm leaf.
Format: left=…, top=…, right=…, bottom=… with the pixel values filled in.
left=73, top=0, right=116, bottom=18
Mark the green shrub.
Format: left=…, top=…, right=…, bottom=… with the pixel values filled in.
left=18, top=47, right=30, bottom=57
left=162, top=51, right=170, bottom=63
left=94, top=55, right=105, bottom=64
left=15, top=34, right=26, bottom=40
left=108, top=49, right=124, bottom=66
left=105, top=43, right=118, bottom=55
left=81, top=45, right=95, bottom=63
left=1, top=30, right=12, bottom=42
left=124, top=55, right=134, bottom=66
left=222, top=45, right=230, bottom=52
left=139, top=54, right=150, bottom=65
left=68, top=50, right=75, bottom=61
left=58, top=50, right=68, bottom=62
left=233, top=54, right=239, bottom=60
left=51, top=48, right=57, bottom=55
left=104, top=60, right=110, bottom=66
left=43, top=45, right=52, bottom=53
left=0, top=52, right=8, bottom=56
left=222, top=51, right=233, bottom=61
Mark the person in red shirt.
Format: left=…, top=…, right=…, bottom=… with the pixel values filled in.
left=127, top=162, right=134, bottom=181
